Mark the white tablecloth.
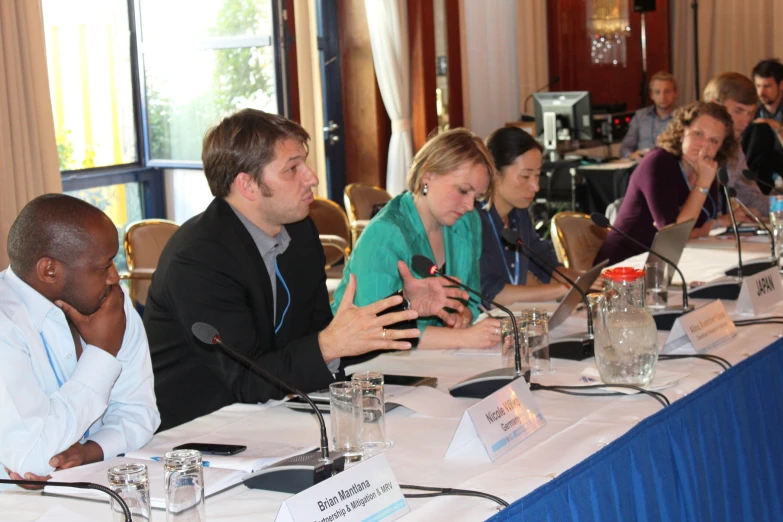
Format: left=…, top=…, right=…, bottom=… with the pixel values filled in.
left=1, top=237, right=781, bottom=522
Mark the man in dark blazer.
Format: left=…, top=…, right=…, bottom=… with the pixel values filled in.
left=144, top=109, right=467, bottom=430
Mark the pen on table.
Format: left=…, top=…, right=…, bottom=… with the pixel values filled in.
left=149, top=456, right=210, bottom=467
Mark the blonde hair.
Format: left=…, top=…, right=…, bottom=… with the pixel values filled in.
left=650, top=71, right=677, bottom=91
left=656, top=101, right=737, bottom=166
left=702, top=72, right=757, bottom=105
left=406, top=128, right=495, bottom=198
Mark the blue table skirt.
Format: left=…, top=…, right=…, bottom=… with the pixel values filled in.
left=490, top=338, right=783, bottom=522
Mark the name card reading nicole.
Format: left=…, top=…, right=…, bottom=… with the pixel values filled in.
left=274, top=453, right=408, bottom=522
left=662, top=300, right=737, bottom=355
left=445, top=377, right=545, bottom=462
left=736, top=267, right=783, bottom=315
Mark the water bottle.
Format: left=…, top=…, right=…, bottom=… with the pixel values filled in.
left=769, top=177, right=783, bottom=265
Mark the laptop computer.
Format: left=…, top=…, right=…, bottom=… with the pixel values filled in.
left=644, top=219, right=695, bottom=285
left=548, top=259, right=609, bottom=331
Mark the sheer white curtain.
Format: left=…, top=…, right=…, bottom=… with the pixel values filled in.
left=461, top=0, right=519, bottom=139
left=365, top=0, right=413, bottom=196
left=517, top=0, right=549, bottom=117
left=0, top=0, right=62, bottom=267
left=673, top=0, right=780, bottom=104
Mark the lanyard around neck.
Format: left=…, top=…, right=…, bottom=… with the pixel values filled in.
left=679, top=164, right=717, bottom=221
left=486, top=209, right=520, bottom=285
left=274, top=259, right=291, bottom=334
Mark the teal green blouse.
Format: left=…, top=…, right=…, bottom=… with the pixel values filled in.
left=330, top=191, right=482, bottom=335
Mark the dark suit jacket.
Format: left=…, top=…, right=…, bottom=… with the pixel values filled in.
left=144, top=198, right=335, bottom=430
left=743, top=122, right=783, bottom=194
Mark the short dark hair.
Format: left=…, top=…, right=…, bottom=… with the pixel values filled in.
left=485, top=126, right=543, bottom=172
left=201, top=109, right=310, bottom=198
left=656, top=101, right=737, bottom=166
left=751, top=59, right=783, bottom=83
left=7, top=194, right=108, bottom=278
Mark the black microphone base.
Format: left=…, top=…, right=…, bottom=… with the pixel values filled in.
left=244, top=449, right=345, bottom=494
left=448, top=368, right=531, bottom=399
left=724, top=258, right=778, bottom=277
left=648, top=305, right=695, bottom=330
left=689, top=277, right=742, bottom=300
left=549, top=334, right=594, bottom=360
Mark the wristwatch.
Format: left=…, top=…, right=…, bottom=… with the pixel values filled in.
left=693, top=185, right=709, bottom=195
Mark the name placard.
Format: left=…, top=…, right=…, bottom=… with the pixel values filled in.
left=662, top=300, right=737, bottom=355
left=274, top=453, right=408, bottom=522
left=445, top=377, right=545, bottom=462
left=736, top=267, right=783, bottom=315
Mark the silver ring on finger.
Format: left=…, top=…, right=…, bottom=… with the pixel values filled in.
left=382, top=328, right=387, bottom=341
left=494, top=327, right=500, bottom=336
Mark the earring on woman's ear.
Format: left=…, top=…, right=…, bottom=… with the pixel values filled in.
left=422, top=183, right=429, bottom=196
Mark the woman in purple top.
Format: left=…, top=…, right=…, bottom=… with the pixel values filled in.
left=595, top=101, right=738, bottom=266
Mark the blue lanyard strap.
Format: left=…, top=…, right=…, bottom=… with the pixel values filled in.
left=274, top=259, right=291, bottom=334
left=485, top=209, right=520, bottom=285
left=679, top=165, right=717, bottom=221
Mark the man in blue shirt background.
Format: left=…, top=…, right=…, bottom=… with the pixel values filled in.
left=0, top=194, right=159, bottom=488
left=620, top=71, right=679, bottom=160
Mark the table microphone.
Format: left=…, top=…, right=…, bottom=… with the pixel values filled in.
left=724, top=187, right=778, bottom=276
left=717, top=168, right=744, bottom=282
left=191, top=323, right=344, bottom=493
left=411, top=255, right=530, bottom=399
left=589, top=213, right=699, bottom=328
left=742, top=169, right=781, bottom=195
left=500, top=228, right=596, bottom=359
left=0, top=479, right=132, bottom=521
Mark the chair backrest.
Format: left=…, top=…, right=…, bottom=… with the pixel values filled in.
left=309, top=198, right=352, bottom=267
left=344, top=183, right=392, bottom=223
left=124, top=219, right=179, bottom=307
left=550, top=212, right=608, bottom=271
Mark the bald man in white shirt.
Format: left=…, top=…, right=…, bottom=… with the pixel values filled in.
left=0, top=194, right=159, bottom=489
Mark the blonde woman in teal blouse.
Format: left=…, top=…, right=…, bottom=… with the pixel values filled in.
left=331, top=129, right=503, bottom=350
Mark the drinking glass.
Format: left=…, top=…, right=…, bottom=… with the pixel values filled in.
left=500, top=316, right=527, bottom=369
left=329, top=381, right=363, bottom=459
left=523, top=308, right=551, bottom=374
left=107, top=463, right=151, bottom=522
left=644, top=259, right=669, bottom=309
left=164, top=449, right=206, bottom=521
left=351, top=371, right=394, bottom=457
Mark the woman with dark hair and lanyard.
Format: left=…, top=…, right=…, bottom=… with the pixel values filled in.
left=594, top=101, right=739, bottom=266
left=478, top=127, right=582, bottom=306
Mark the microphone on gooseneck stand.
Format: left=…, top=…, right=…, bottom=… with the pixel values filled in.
left=411, top=255, right=529, bottom=399
left=742, top=169, right=782, bottom=195
left=589, top=213, right=698, bottom=328
left=500, top=228, right=596, bottom=359
left=717, top=167, right=744, bottom=282
left=0, top=479, right=132, bottom=521
left=522, top=76, right=561, bottom=119
left=723, top=186, right=779, bottom=276
left=191, top=323, right=344, bottom=493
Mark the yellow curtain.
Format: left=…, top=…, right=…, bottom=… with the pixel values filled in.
left=517, top=0, right=549, bottom=117
left=293, top=0, right=328, bottom=199
left=0, top=0, right=62, bottom=267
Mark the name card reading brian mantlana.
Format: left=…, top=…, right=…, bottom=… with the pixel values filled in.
left=662, top=300, right=737, bottom=355
left=445, top=377, right=545, bottom=462
left=274, top=453, right=408, bottom=522
left=736, top=266, right=783, bottom=315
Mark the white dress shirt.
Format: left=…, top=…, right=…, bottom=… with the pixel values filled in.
left=0, top=268, right=160, bottom=484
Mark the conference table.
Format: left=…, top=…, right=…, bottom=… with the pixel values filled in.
left=1, top=236, right=781, bottom=521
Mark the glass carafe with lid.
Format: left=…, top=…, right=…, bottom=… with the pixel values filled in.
left=591, top=267, right=659, bottom=386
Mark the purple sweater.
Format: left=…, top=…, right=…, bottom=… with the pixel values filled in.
left=594, top=148, right=718, bottom=266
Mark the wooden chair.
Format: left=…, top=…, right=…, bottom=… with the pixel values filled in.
left=550, top=212, right=608, bottom=271
left=122, top=219, right=179, bottom=311
left=343, top=183, right=392, bottom=245
left=309, top=198, right=352, bottom=297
